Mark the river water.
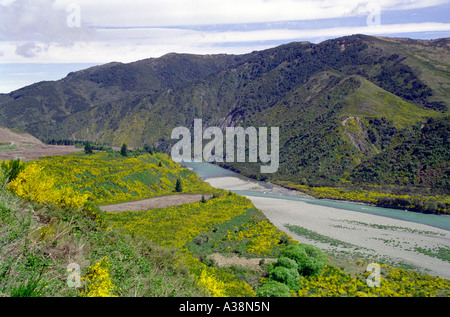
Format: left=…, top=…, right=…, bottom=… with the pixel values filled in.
left=182, top=161, right=450, bottom=231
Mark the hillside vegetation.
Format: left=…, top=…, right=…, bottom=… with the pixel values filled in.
left=1, top=151, right=449, bottom=297
left=0, top=34, right=448, bottom=211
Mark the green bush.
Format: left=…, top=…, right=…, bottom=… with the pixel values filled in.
left=301, top=244, right=328, bottom=263
left=299, top=257, right=326, bottom=277
left=175, top=178, right=183, bottom=192
left=269, top=256, right=298, bottom=271
left=84, top=142, right=93, bottom=154
left=120, top=143, right=128, bottom=157
left=256, top=280, right=291, bottom=297
left=269, top=266, right=302, bottom=291
left=280, top=244, right=327, bottom=277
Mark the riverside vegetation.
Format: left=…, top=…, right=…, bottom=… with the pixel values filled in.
left=1, top=150, right=449, bottom=297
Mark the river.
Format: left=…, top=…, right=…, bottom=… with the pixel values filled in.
left=183, top=161, right=450, bottom=231
left=182, top=161, right=450, bottom=279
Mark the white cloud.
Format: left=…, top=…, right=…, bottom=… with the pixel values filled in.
left=1, top=21, right=448, bottom=64
left=1, top=0, right=448, bottom=91
left=0, top=0, right=94, bottom=58
left=72, top=0, right=450, bottom=27
left=1, top=0, right=448, bottom=62
left=199, top=22, right=450, bottom=43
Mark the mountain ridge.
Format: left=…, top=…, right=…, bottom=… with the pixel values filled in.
left=0, top=34, right=448, bottom=192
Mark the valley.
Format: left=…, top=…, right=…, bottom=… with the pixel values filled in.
left=1, top=139, right=448, bottom=297
left=0, top=35, right=448, bottom=213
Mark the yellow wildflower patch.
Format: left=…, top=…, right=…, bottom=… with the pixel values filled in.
left=226, top=220, right=287, bottom=255
left=9, top=162, right=89, bottom=208
left=30, top=152, right=219, bottom=205
left=296, top=264, right=450, bottom=297
left=80, top=256, right=117, bottom=297
left=106, top=194, right=254, bottom=248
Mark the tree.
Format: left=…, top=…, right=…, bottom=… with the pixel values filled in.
left=143, top=144, right=153, bottom=155
left=84, top=142, right=93, bottom=154
left=175, top=178, right=183, bottom=192
left=120, top=143, right=128, bottom=156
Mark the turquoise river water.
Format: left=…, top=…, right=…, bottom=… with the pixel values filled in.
left=182, top=162, right=450, bottom=231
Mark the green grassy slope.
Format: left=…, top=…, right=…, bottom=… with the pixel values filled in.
left=0, top=183, right=209, bottom=297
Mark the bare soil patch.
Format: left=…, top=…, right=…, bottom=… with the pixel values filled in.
left=99, top=193, right=214, bottom=212
left=0, top=126, right=83, bottom=161
left=208, top=253, right=276, bottom=271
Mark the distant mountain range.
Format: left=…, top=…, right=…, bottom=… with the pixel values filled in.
left=0, top=34, right=448, bottom=191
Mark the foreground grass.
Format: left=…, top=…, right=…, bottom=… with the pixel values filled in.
left=0, top=188, right=208, bottom=297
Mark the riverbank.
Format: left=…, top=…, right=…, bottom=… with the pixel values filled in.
left=202, top=175, right=450, bottom=280
left=272, top=181, right=450, bottom=215
left=208, top=162, right=449, bottom=215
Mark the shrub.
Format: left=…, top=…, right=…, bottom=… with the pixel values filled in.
left=120, top=143, right=128, bottom=157
left=301, top=244, right=328, bottom=264
left=269, top=256, right=298, bottom=271
left=269, top=266, right=302, bottom=291
left=280, top=244, right=327, bottom=277
left=143, top=144, right=153, bottom=154
left=256, top=280, right=291, bottom=297
left=175, top=178, right=183, bottom=192
left=84, top=142, right=93, bottom=154
left=80, top=256, right=117, bottom=297
left=299, top=257, right=327, bottom=277
left=8, top=162, right=89, bottom=208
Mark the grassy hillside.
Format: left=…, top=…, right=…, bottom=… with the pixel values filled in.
left=28, top=151, right=221, bottom=205
left=221, top=72, right=445, bottom=181
left=0, top=183, right=208, bottom=297
left=1, top=152, right=449, bottom=297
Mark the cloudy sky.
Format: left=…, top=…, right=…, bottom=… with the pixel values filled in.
left=1, top=0, right=449, bottom=93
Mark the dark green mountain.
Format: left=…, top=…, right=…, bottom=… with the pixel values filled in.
left=0, top=34, right=448, bottom=192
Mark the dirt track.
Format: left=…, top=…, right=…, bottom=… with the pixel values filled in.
left=99, top=193, right=214, bottom=212
left=0, top=144, right=83, bottom=161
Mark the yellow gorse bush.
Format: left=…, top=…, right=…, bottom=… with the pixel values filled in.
left=226, top=220, right=287, bottom=255
left=38, top=224, right=55, bottom=242
left=9, top=162, right=89, bottom=208
left=289, top=183, right=449, bottom=214
left=81, top=256, right=117, bottom=297
left=197, top=269, right=227, bottom=297
left=185, top=253, right=256, bottom=297
left=296, top=263, right=450, bottom=297
left=107, top=194, right=253, bottom=248
left=31, top=152, right=219, bottom=205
